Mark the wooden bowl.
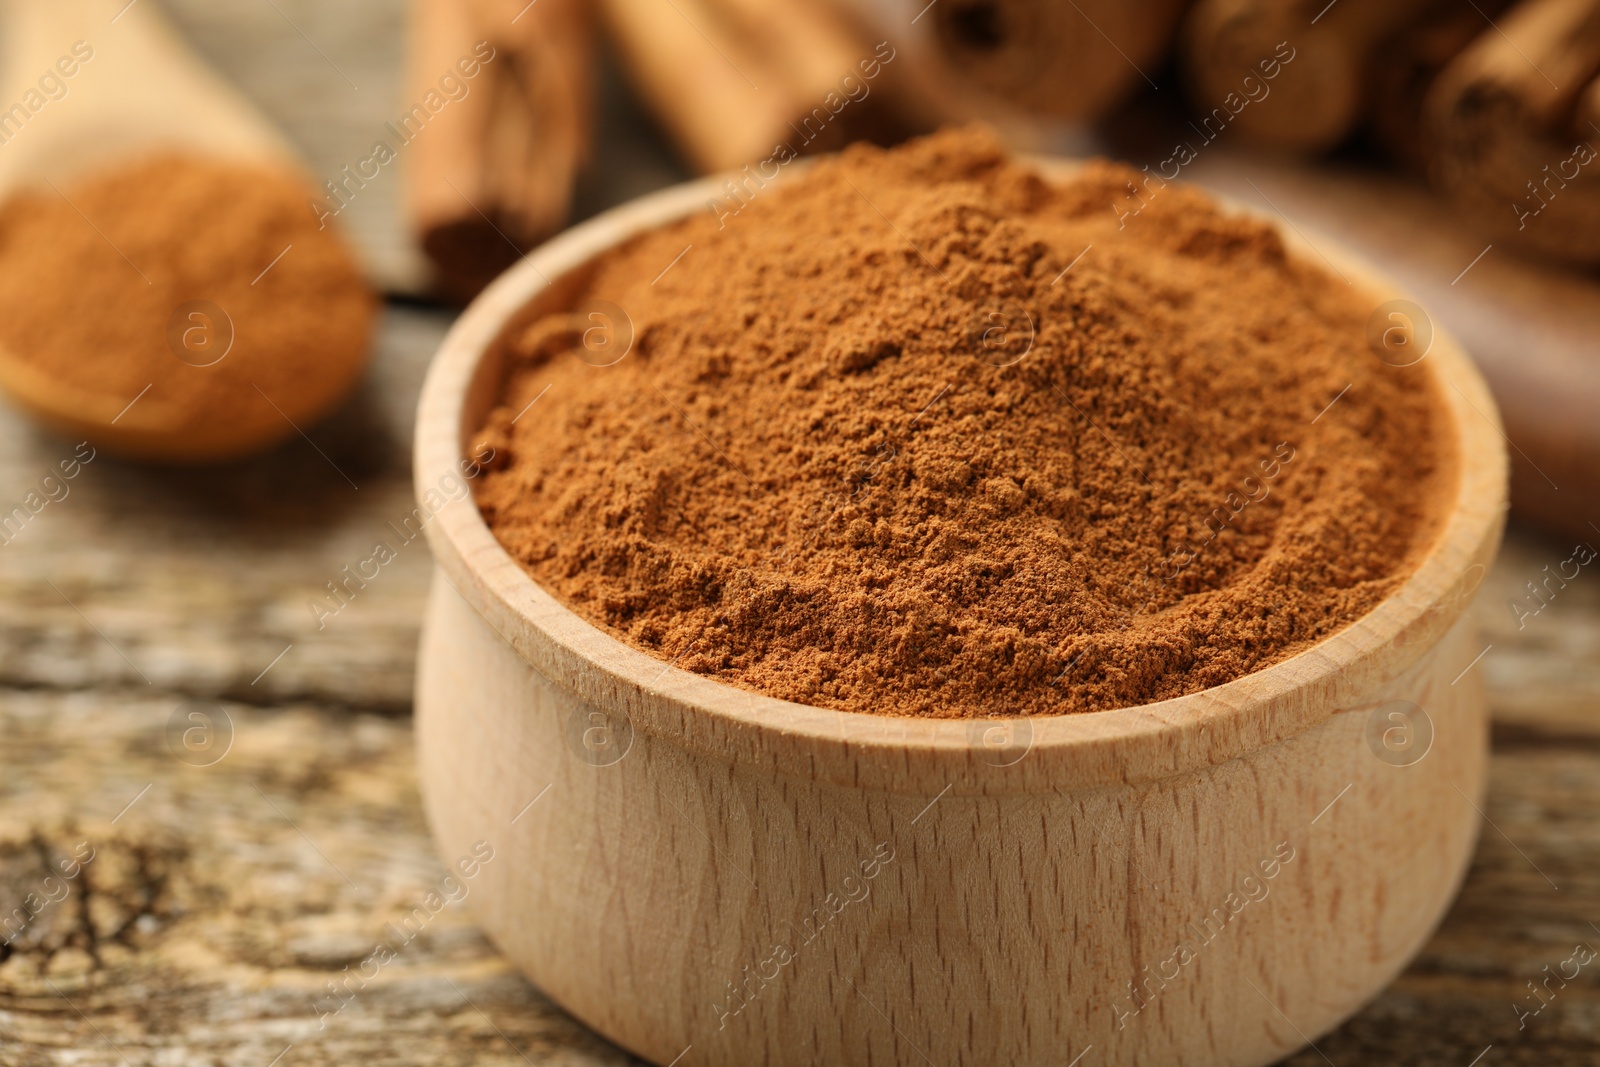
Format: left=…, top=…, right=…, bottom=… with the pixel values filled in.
left=413, top=162, right=1507, bottom=1067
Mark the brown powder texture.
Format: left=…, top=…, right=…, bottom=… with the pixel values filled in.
left=0, top=155, right=374, bottom=445
left=474, top=127, right=1452, bottom=719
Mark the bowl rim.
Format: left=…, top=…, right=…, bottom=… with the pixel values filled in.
left=413, top=155, right=1507, bottom=794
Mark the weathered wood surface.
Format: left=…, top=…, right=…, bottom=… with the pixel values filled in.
left=0, top=304, right=1595, bottom=1065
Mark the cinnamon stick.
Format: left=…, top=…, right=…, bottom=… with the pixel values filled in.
left=598, top=0, right=928, bottom=174
left=1182, top=0, right=1438, bottom=154
left=1366, top=0, right=1513, bottom=171
left=405, top=0, right=594, bottom=303
left=1185, top=151, right=1600, bottom=545
left=1424, top=0, right=1600, bottom=265
left=931, top=0, right=1190, bottom=119
left=834, top=0, right=1191, bottom=122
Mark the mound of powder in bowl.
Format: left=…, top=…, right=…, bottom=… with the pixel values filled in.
left=472, top=127, right=1453, bottom=719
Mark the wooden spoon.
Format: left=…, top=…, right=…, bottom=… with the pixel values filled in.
left=0, top=0, right=368, bottom=462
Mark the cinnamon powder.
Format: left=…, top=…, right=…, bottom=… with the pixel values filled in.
left=0, top=155, right=374, bottom=450
left=474, top=128, right=1452, bottom=718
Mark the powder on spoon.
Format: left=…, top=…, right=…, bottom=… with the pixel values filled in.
left=0, top=154, right=374, bottom=458
left=473, top=127, right=1453, bottom=718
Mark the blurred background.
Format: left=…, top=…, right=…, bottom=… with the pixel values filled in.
left=0, top=0, right=1597, bottom=1064
left=161, top=0, right=1600, bottom=544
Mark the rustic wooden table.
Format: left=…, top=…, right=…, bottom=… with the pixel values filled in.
left=0, top=305, right=1595, bottom=1067
left=1, top=5, right=1597, bottom=1065
left=1, top=305, right=1596, bottom=1067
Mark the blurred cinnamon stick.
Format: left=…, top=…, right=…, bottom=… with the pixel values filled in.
left=1182, top=0, right=1437, bottom=154
left=405, top=0, right=594, bottom=303
left=1367, top=1, right=1512, bottom=171
left=598, top=0, right=928, bottom=173
left=1424, top=0, right=1600, bottom=265
left=838, top=0, right=1190, bottom=122
left=1579, top=70, right=1600, bottom=133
